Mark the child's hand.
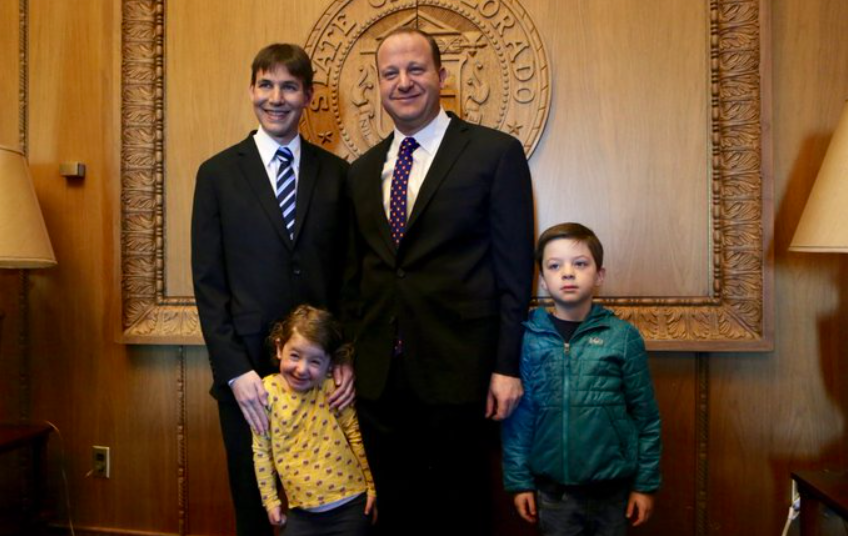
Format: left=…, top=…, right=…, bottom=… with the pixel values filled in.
left=513, top=491, right=537, bottom=523
left=626, top=491, right=655, bottom=526
left=365, top=495, right=378, bottom=524
left=267, top=506, right=287, bottom=527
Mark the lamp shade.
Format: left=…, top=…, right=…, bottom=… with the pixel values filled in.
left=0, top=145, right=56, bottom=267
left=790, top=100, right=848, bottom=253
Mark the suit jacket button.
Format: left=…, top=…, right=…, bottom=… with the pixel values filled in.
left=293, top=267, right=302, bottom=276
left=396, top=269, right=405, bottom=278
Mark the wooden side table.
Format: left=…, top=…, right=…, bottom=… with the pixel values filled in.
left=0, top=424, right=52, bottom=536
left=792, top=470, right=848, bottom=535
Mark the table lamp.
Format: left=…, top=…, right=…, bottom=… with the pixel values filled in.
left=0, top=145, right=57, bottom=345
left=790, top=99, right=848, bottom=253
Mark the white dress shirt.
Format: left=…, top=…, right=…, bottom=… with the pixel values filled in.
left=381, top=108, right=452, bottom=219
left=253, top=126, right=302, bottom=194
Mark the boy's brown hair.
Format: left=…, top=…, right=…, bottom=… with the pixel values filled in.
left=250, top=43, right=314, bottom=89
left=536, top=222, right=604, bottom=269
left=267, top=305, right=352, bottom=367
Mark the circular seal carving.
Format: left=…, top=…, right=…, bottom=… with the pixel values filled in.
left=304, top=0, right=550, bottom=161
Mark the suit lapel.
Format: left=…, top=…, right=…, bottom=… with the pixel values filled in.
left=406, top=117, right=469, bottom=232
left=236, top=134, right=293, bottom=247
left=363, top=136, right=398, bottom=257
left=293, top=140, right=320, bottom=245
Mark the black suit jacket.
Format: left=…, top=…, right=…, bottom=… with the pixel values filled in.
left=192, top=134, right=349, bottom=399
left=345, top=115, right=535, bottom=405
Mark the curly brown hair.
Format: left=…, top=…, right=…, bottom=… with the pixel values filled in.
left=267, top=305, right=353, bottom=368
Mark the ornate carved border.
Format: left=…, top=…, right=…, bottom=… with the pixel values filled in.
left=620, top=0, right=771, bottom=350
left=537, top=0, right=771, bottom=351
left=120, top=0, right=772, bottom=350
left=122, top=0, right=199, bottom=343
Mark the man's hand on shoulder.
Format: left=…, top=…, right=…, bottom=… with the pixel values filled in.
left=328, top=361, right=356, bottom=411
left=486, top=372, right=523, bottom=420
left=230, top=370, right=269, bottom=434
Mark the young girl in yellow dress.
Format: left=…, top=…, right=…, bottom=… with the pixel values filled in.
left=252, top=305, right=376, bottom=535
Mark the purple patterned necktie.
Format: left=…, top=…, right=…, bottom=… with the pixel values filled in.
left=389, top=137, right=419, bottom=246
left=389, top=137, right=419, bottom=356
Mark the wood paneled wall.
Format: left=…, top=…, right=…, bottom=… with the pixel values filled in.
left=707, top=1, right=848, bottom=534
left=0, top=0, right=846, bottom=535
left=1, top=0, right=25, bottom=523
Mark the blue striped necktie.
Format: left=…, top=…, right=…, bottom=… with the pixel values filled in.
left=275, top=147, right=296, bottom=239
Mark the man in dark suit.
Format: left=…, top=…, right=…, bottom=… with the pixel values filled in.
left=191, top=44, right=354, bottom=536
left=344, top=28, right=535, bottom=535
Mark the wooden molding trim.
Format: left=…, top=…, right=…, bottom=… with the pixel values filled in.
left=695, top=353, right=709, bottom=536
left=177, top=345, right=187, bottom=535
left=48, top=525, right=178, bottom=536
left=18, top=0, right=27, bottom=156
left=18, top=0, right=29, bottom=415
left=120, top=0, right=772, bottom=350
left=18, top=0, right=30, bottom=422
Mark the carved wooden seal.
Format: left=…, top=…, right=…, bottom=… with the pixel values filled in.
left=304, top=0, right=551, bottom=159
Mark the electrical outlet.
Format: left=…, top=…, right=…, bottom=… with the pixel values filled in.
left=92, top=445, right=110, bottom=478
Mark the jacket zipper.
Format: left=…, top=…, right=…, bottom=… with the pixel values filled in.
left=563, top=341, right=571, bottom=483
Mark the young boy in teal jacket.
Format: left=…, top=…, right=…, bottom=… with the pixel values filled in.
left=502, top=223, right=661, bottom=536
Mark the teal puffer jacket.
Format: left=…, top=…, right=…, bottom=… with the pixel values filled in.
left=502, top=305, right=661, bottom=493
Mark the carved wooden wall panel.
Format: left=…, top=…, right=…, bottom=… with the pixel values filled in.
left=121, top=0, right=772, bottom=351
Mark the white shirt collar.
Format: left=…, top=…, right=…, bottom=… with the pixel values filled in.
left=253, top=126, right=302, bottom=167
left=390, top=108, right=451, bottom=157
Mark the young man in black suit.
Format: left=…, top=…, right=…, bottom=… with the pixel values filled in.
left=191, top=44, right=354, bottom=536
left=344, top=28, right=535, bottom=535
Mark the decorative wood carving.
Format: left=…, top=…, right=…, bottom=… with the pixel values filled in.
left=120, top=0, right=771, bottom=350
left=122, top=0, right=199, bottom=343
left=302, top=0, right=551, bottom=160
left=597, top=0, right=771, bottom=350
